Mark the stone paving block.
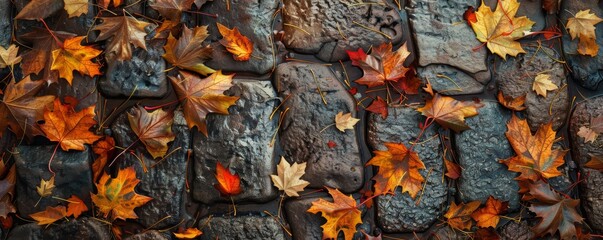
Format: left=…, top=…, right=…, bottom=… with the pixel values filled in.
left=40, top=75, right=98, bottom=111
left=124, top=230, right=170, bottom=240
left=199, top=215, right=285, bottom=240
left=0, top=0, right=11, bottom=48
left=7, top=217, right=111, bottom=240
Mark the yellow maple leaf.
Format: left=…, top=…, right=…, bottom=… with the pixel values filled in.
left=216, top=23, right=254, bottom=61
left=307, top=187, right=362, bottom=240
left=0, top=44, right=22, bottom=69
left=91, top=167, right=152, bottom=221
left=334, top=112, right=360, bottom=132
left=270, top=157, right=310, bottom=197
left=36, top=176, right=55, bottom=197
left=532, top=74, right=558, bottom=97
left=471, top=0, right=535, bottom=59
left=63, top=0, right=89, bottom=18
left=566, top=9, right=603, bottom=57
left=50, top=36, right=102, bottom=85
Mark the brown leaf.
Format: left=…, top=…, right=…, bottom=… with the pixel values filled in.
left=417, top=94, right=483, bottom=132
left=20, top=29, right=75, bottom=84
left=127, top=106, right=175, bottom=159
left=216, top=23, right=254, bottom=61
left=92, top=137, right=115, bottom=181
left=444, top=159, right=461, bottom=180
left=347, top=42, right=411, bottom=87
left=444, top=201, right=481, bottom=231
left=366, top=142, right=425, bottom=197
left=307, top=187, right=362, bottom=240
left=15, top=0, right=63, bottom=20
left=366, top=96, right=388, bottom=119
left=150, top=0, right=194, bottom=21
left=163, top=26, right=214, bottom=75
left=584, top=155, right=603, bottom=172
left=542, top=0, right=560, bottom=14
left=40, top=99, right=102, bottom=151
left=527, top=181, right=583, bottom=239
left=94, top=16, right=151, bottom=61
left=29, top=205, right=66, bottom=225
left=497, top=91, right=526, bottom=111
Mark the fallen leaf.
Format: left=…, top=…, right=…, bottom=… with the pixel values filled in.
left=98, top=0, right=121, bottom=8
left=214, top=162, right=242, bottom=196
left=590, top=116, right=603, bottom=133
left=473, top=228, right=500, bottom=240
left=423, top=79, right=434, bottom=96
left=399, top=70, right=421, bottom=95
left=307, top=187, right=362, bottom=240
left=327, top=141, right=337, bottom=148
left=464, top=6, right=477, bottom=26
left=63, top=0, right=88, bottom=17
left=532, top=74, right=558, bottom=97
left=163, top=25, right=215, bottom=75
left=578, top=126, right=598, bottom=143
left=40, top=98, right=102, bottom=151
left=527, top=181, right=583, bottom=239
left=150, top=0, right=194, bottom=21
left=417, top=94, right=483, bottom=132
left=335, top=112, right=359, bottom=132
left=15, top=0, right=87, bottom=19
left=20, top=29, right=75, bottom=84
left=500, top=114, right=566, bottom=181
left=566, top=9, right=603, bottom=57
left=471, top=196, right=508, bottom=228
left=0, top=164, right=16, bottom=218
left=497, top=91, right=526, bottom=111
left=128, top=106, right=175, bottom=159
left=111, top=225, right=123, bottom=240
left=444, top=159, right=461, bottom=180
left=170, top=70, right=239, bottom=135
left=362, top=231, right=382, bottom=240
left=50, top=36, right=102, bottom=85
left=66, top=195, right=88, bottom=218
left=366, top=96, right=388, bottom=119
left=270, top=157, right=310, bottom=197
left=347, top=42, right=411, bottom=87
left=471, top=0, right=535, bottom=59
left=584, top=155, right=603, bottom=171
left=36, top=176, right=55, bottom=197
left=92, top=137, right=116, bottom=181
left=366, top=142, right=425, bottom=197
left=91, top=167, right=152, bottom=220
left=174, top=228, right=203, bottom=239
left=359, top=189, right=374, bottom=209
left=444, top=201, right=481, bottom=231
left=0, top=76, right=55, bottom=139
left=29, top=205, right=66, bottom=225
left=217, top=23, right=254, bottom=61
left=94, top=16, right=151, bottom=61
left=0, top=45, right=22, bottom=69
left=542, top=0, right=560, bottom=14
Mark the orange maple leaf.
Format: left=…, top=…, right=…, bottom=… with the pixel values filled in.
left=50, top=36, right=102, bottom=85
left=173, top=228, right=203, bottom=239
left=66, top=195, right=88, bottom=218
left=497, top=91, right=526, bottom=111
left=471, top=196, right=508, bottom=228
left=366, top=142, right=425, bottom=197
left=214, top=162, right=242, bottom=196
left=444, top=201, right=481, bottom=231
left=91, top=167, right=152, bottom=221
left=500, top=114, right=566, bottom=181
left=92, top=136, right=115, bottom=181
left=307, top=187, right=362, bottom=240
left=444, top=158, right=461, bottom=180
left=347, top=42, right=411, bottom=87
left=40, top=99, right=102, bottom=151
left=417, top=93, right=483, bottom=132
left=30, top=205, right=67, bottom=225
left=216, top=23, right=254, bottom=61
left=127, top=106, right=175, bottom=159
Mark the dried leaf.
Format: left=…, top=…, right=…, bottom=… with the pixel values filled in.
left=214, top=162, right=242, bottom=196
left=20, top=29, right=75, bottom=84
left=347, top=42, right=411, bottom=87
left=497, top=91, right=526, bottom=111
left=50, top=36, right=102, bottom=85
left=366, top=142, right=425, bottom=197
left=29, top=205, right=66, bottom=225
left=216, top=23, right=254, bottom=61
left=0, top=164, right=16, bottom=218
left=473, top=228, right=500, bottom=240
left=127, top=106, right=175, bottom=159
left=335, top=112, right=359, bottom=132
left=417, top=94, right=483, bottom=132
left=527, top=181, right=583, bottom=239
left=444, top=201, right=481, bottom=231
left=36, top=176, right=55, bottom=198
left=566, top=10, right=603, bottom=57
left=464, top=6, right=477, bottom=26
left=63, top=0, right=88, bottom=17
left=174, top=228, right=203, bottom=239
left=590, top=116, right=603, bottom=133
left=307, top=187, right=362, bottom=240
left=366, top=96, right=388, bottom=119
left=584, top=155, right=603, bottom=171
left=94, top=16, right=151, bottom=61
left=270, top=157, right=310, bottom=197
left=40, top=99, right=102, bottom=151
left=98, top=0, right=121, bottom=8
left=444, top=159, right=461, bottom=180
left=66, top=195, right=88, bottom=218
left=150, top=0, right=194, bottom=21
left=0, top=45, right=22, bottom=69
left=532, top=74, right=558, bottom=97
left=163, top=26, right=214, bottom=75
left=471, top=196, right=508, bottom=228
left=578, top=126, right=598, bottom=143
left=91, top=167, right=153, bottom=220
left=542, top=0, right=560, bottom=14
left=92, top=137, right=115, bottom=181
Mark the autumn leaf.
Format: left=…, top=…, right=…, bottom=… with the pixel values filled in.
left=307, top=187, right=362, bottom=240
left=366, top=142, right=425, bottom=197
left=20, top=29, right=75, bottom=84
left=590, top=116, right=603, bottom=133
left=214, top=162, right=242, bottom=196
left=94, top=16, right=151, bottom=61
left=216, top=23, right=254, bottom=61
left=0, top=76, right=55, bottom=139
left=127, top=106, right=175, bottom=159
left=578, top=126, right=598, bottom=143
left=542, top=0, right=560, bottom=14
left=29, top=205, right=66, bottom=225
left=150, top=0, right=194, bottom=21
left=0, top=163, right=16, bottom=218
left=40, top=98, right=102, bottom=151
left=566, top=10, right=603, bottom=57
left=91, top=167, right=152, bottom=220
left=98, top=0, right=121, bottom=8
left=417, top=94, right=483, bottom=133
left=173, top=228, right=203, bottom=239
left=15, top=0, right=88, bottom=19
left=36, top=176, right=55, bottom=198
left=584, top=155, right=603, bottom=171
left=532, top=74, right=558, bottom=97
left=464, top=6, right=477, bottom=26
left=0, top=45, right=22, bottom=69
left=444, top=158, right=461, bottom=180
left=527, top=181, right=583, bottom=239
left=163, top=26, right=214, bottom=75
left=497, top=91, right=526, bottom=111
left=473, top=228, right=500, bottom=240
left=92, top=136, right=116, bottom=181
left=366, top=96, right=388, bottom=119
left=471, top=196, right=508, bottom=228
left=500, top=114, right=566, bottom=181
left=169, top=70, right=239, bottom=135
left=471, top=0, right=535, bottom=59
left=347, top=42, right=411, bottom=87
left=270, top=157, right=310, bottom=197
left=63, top=0, right=89, bottom=18
left=335, top=112, right=359, bottom=132
left=66, top=195, right=88, bottom=218
left=444, top=201, right=481, bottom=231
left=50, top=36, right=102, bottom=85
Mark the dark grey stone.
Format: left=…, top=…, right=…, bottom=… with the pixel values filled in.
left=199, top=215, right=285, bottom=240
left=569, top=96, right=603, bottom=232
left=560, top=0, right=603, bottom=90
left=454, top=101, right=520, bottom=211
left=281, top=0, right=406, bottom=62
left=192, top=80, right=279, bottom=204
left=124, top=230, right=169, bottom=240
left=427, top=226, right=464, bottom=240
left=40, top=75, right=98, bottom=111
left=7, top=218, right=111, bottom=240
left=285, top=197, right=324, bottom=240
left=14, top=145, right=93, bottom=219
left=483, top=0, right=545, bottom=32
left=111, top=109, right=190, bottom=229
left=417, top=64, right=485, bottom=95
left=495, top=46, right=569, bottom=131
left=100, top=39, right=167, bottom=98
left=201, top=0, right=280, bottom=75
left=275, top=62, right=363, bottom=193
left=499, top=221, right=534, bottom=240
left=367, top=107, right=447, bottom=232
left=0, top=0, right=10, bottom=48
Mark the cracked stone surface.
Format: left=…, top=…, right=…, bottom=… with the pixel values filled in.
left=0, top=0, right=10, bottom=48
left=199, top=215, right=285, bottom=240
left=7, top=217, right=111, bottom=240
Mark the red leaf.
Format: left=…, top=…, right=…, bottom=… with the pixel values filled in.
left=327, top=141, right=337, bottom=148
left=214, top=163, right=242, bottom=196
left=464, top=6, right=477, bottom=26
left=366, top=97, right=388, bottom=119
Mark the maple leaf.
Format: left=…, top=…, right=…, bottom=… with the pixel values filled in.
left=36, top=176, right=55, bottom=197
left=40, top=99, right=102, bottom=151
left=589, top=116, right=603, bottom=133
left=578, top=126, right=598, bottom=143
left=91, top=167, right=152, bottom=220
left=92, top=136, right=115, bottom=181
left=497, top=91, right=526, bottom=111
left=214, top=162, right=242, bottom=196
left=50, top=36, right=102, bottom=85
left=173, top=228, right=203, bottom=239
left=127, top=106, right=175, bottom=159
left=0, top=163, right=16, bottom=218
left=150, top=0, right=194, bottom=21
left=307, top=187, right=362, bottom=240
left=347, top=42, right=411, bottom=87
left=216, top=23, right=254, bottom=61
left=335, top=112, right=359, bottom=132
left=0, top=76, right=55, bottom=139
left=98, top=0, right=121, bottom=8
left=500, top=114, right=566, bottom=181
left=527, top=181, right=583, bottom=239
left=270, top=157, right=310, bottom=197
left=464, top=6, right=477, bottom=26
left=417, top=94, right=483, bottom=133
left=532, top=74, right=558, bottom=97
left=566, top=10, right=603, bottom=57
left=471, top=196, right=508, bottom=228
left=444, top=201, right=481, bottom=231
left=169, top=70, right=239, bottom=135
left=29, top=205, right=66, bottom=225
left=94, top=16, right=151, bottom=61
left=584, top=155, right=603, bottom=172
left=0, top=45, right=22, bottom=69
left=366, top=96, right=388, bottom=119
left=471, top=0, right=535, bottom=59
left=63, top=0, right=89, bottom=18
left=366, top=142, right=425, bottom=197
left=15, top=0, right=88, bottom=19
left=444, top=158, right=461, bottom=180
left=66, top=195, right=88, bottom=218
left=163, top=26, right=214, bottom=75
left=20, top=29, right=75, bottom=84
left=473, top=228, right=500, bottom=240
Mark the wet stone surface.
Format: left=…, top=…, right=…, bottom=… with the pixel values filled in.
left=0, top=0, right=10, bottom=48
left=275, top=62, right=363, bottom=193
left=193, top=80, right=279, bottom=204
left=498, top=221, right=535, bottom=240
left=7, top=217, right=111, bottom=240
left=367, top=106, right=447, bottom=232
left=199, top=215, right=285, bottom=240
left=123, top=230, right=170, bottom=240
